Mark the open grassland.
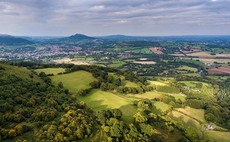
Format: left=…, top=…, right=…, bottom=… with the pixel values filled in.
left=179, top=81, right=208, bottom=88
left=128, top=91, right=186, bottom=102
left=78, top=90, right=138, bottom=123
left=128, top=91, right=165, bottom=100
left=176, top=107, right=205, bottom=123
left=169, top=109, right=230, bottom=142
left=125, top=81, right=140, bottom=87
left=152, top=101, right=171, bottom=114
left=205, top=131, right=230, bottom=142
left=108, top=61, right=126, bottom=68
left=35, top=68, right=65, bottom=75
left=156, top=85, right=180, bottom=94
left=176, top=65, right=198, bottom=72
left=149, top=81, right=167, bottom=86
left=50, top=71, right=97, bottom=91
left=0, top=63, right=42, bottom=82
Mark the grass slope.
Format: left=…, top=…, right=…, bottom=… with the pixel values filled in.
left=78, top=89, right=138, bottom=123
left=0, top=63, right=42, bottom=82
left=50, top=71, right=96, bottom=91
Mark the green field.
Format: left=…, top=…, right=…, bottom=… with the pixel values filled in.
left=35, top=68, right=65, bottom=75
left=108, top=61, right=126, bottom=68
left=169, top=108, right=230, bottom=142
left=152, top=101, right=171, bottom=114
left=50, top=71, right=97, bottom=91
left=176, top=65, right=198, bottom=72
left=78, top=89, right=138, bottom=123
left=176, top=107, right=205, bottom=123
left=125, top=81, right=140, bottom=87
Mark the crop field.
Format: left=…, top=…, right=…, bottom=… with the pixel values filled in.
left=186, top=51, right=212, bottom=57
left=133, top=61, right=156, bottom=65
left=50, top=71, right=97, bottom=91
left=193, top=58, right=230, bottom=64
left=35, top=68, right=65, bottom=75
left=149, top=47, right=164, bottom=54
left=208, top=67, right=230, bottom=74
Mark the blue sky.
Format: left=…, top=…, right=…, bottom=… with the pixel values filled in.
left=0, top=0, right=230, bottom=36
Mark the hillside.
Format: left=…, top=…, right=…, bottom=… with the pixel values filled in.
left=1, top=63, right=230, bottom=142
left=0, top=35, right=33, bottom=45
left=0, top=63, right=97, bottom=141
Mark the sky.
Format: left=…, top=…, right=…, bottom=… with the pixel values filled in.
left=0, top=0, right=230, bottom=36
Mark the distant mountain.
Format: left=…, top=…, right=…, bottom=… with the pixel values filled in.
left=0, top=34, right=34, bottom=45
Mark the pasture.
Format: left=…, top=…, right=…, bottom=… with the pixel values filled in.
left=35, top=68, right=65, bottom=75
left=78, top=89, right=138, bottom=123
left=176, top=65, right=198, bottom=72
left=50, top=71, right=97, bottom=91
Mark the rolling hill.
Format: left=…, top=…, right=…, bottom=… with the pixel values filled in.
left=0, top=34, right=34, bottom=45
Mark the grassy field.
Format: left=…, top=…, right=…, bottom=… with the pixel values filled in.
left=176, top=107, right=205, bottom=123
left=128, top=91, right=165, bottom=100
left=149, top=81, right=167, bottom=86
left=125, top=81, right=140, bottom=87
left=35, top=68, right=65, bottom=75
left=205, top=131, right=230, bottom=142
left=108, top=61, right=126, bottom=68
left=169, top=109, right=230, bottom=142
left=50, top=71, right=97, bottom=91
left=176, top=65, right=198, bottom=72
left=179, top=81, right=208, bottom=88
left=78, top=89, right=138, bottom=123
left=152, top=101, right=171, bottom=114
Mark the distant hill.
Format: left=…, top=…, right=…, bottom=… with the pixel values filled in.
left=68, top=33, right=95, bottom=40
left=46, top=33, right=110, bottom=48
left=98, top=35, right=230, bottom=42
left=0, top=34, right=34, bottom=45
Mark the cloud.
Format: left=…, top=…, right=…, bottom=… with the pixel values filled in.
left=0, top=0, right=229, bottom=35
